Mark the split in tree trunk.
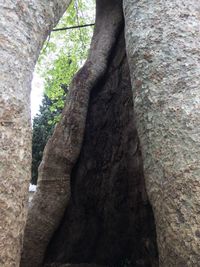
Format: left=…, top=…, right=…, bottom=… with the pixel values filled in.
left=44, top=29, right=158, bottom=267
left=21, top=1, right=158, bottom=266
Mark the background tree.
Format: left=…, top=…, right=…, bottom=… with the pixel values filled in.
left=32, top=96, right=57, bottom=185
left=31, top=0, right=95, bottom=185
left=38, top=0, right=94, bottom=112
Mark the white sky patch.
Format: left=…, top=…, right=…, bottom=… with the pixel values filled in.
left=31, top=72, right=44, bottom=119
left=29, top=183, right=37, bottom=192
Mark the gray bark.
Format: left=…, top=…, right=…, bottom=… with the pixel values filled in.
left=0, top=1, right=71, bottom=266
left=124, top=0, right=200, bottom=266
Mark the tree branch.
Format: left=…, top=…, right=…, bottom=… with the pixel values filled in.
left=52, top=23, right=95, bottom=32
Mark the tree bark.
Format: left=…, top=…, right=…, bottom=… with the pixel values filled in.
left=0, top=1, right=71, bottom=266
left=4, top=0, right=200, bottom=266
left=44, top=29, right=158, bottom=267
left=21, top=1, right=159, bottom=267
left=21, top=1, right=125, bottom=267
left=124, top=0, right=200, bottom=266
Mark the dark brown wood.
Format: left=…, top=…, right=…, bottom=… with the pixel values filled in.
left=44, top=30, right=158, bottom=267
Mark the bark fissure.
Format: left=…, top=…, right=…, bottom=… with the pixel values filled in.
left=2, top=0, right=200, bottom=266
left=21, top=0, right=160, bottom=266
left=44, top=26, right=158, bottom=267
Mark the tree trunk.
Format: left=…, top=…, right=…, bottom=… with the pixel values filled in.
left=44, top=29, right=158, bottom=267
left=124, top=0, right=200, bottom=266
left=3, top=0, right=200, bottom=266
left=21, top=0, right=157, bottom=267
left=21, top=1, right=158, bottom=267
left=21, top=1, right=126, bottom=266
left=0, top=1, right=71, bottom=266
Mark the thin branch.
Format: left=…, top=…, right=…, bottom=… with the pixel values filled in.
left=74, top=0, right=85, bottom=53
left=42, top=32, right=51, bottom=53
left=52, top=23, right=95, bottom=32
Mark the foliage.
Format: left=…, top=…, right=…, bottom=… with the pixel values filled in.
left=37, top=0, right=95, bottom=123
left=31, top=95, right=63, bottom=184
left=42, top=52, right=74, bottom=124
left=31, top=0, right=95, bottom=184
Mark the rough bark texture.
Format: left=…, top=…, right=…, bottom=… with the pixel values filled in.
left=44, top=30, right=158, bottom=267
left=21, top=1, right=125, bottom=267
left=0, top=1, right=71, bottom=266
left=124, top=0, right=200, bottom=266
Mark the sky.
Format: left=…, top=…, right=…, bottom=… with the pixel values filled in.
left=31, top=72, right=44, bottom=119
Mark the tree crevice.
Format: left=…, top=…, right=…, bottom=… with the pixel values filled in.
left=44, top=26, right=158, bottom=267
left=21, top=1, right=158, bottom=267
left=21, top=1, right=125, bottom=266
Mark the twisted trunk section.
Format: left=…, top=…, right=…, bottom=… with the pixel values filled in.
left=21, top=1, right=124, bottom=266
left=43, top=29, right=158, bottom=267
